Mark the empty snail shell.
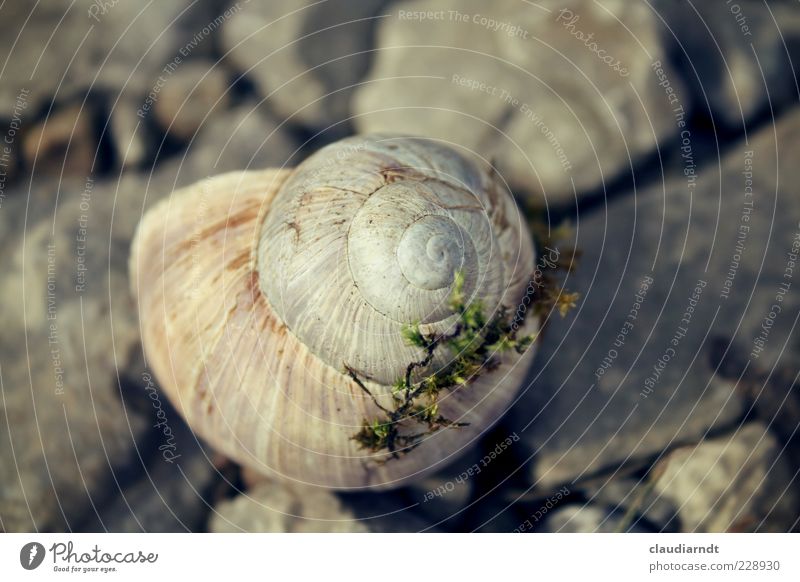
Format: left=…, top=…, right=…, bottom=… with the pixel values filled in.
left=130, top=134, right=538, bottom=489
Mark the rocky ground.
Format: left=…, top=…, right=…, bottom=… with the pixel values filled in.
left=1, top=0, right=798, bottom=532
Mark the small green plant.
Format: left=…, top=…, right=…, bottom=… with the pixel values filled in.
left=350, top=217, right=581, bottom=461
left=350, top=271, right=534, bottom=460
left=527, top=215, right=582, bottom=320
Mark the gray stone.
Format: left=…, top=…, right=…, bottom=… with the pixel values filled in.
left=653, top=423, right=799, bottom=532
left=110, top=97, right=148, bottom=170
left=210, top=480, right=370, bottom=533
left=222, top=0, right=389, bottom=130
left=154, top=61, right=232, bottom=142
left=582, top=475, right=680, bottom=531
left=0, top=1, right=217, bottom=120
left=354, top=0, right=686, bottom=204
left=79, top=424, right=219, bottom=532
left=162, top=102, right=298, bottom=184
left=0, top=177, right=148, bottom=531
left=516, top=108, right=800, bottom=489
left=0, top=130, right=19, bottom=196
left=659, top=0, right=800, bottom=128
left=405, top=450, right=479, bottom=525
left=542, top=504, right=648, bottom=533
left=22, top=103, right=96, bottom=178
left=0, top=106, right=295, bottom=530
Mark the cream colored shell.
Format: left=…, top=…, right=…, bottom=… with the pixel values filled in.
left=130, top=135, right=537, bottom=489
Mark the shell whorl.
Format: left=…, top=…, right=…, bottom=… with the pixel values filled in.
left=257, top=136, right=508, bottom=385
left=131, top=135, right=537, bottom=488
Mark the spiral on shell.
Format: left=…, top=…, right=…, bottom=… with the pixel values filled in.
left=131, top=134, right=537, bottom=489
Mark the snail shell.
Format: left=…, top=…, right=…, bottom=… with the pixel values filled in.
left=130, top=135, right=537, bottom=489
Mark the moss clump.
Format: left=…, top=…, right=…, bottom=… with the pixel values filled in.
left=350, top=271, right=534, bottom=460
left=527, top=217, right=582, bottom=321
left=351, top=217, right=581, bottom=461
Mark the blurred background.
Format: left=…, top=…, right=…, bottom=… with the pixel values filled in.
left=1, top=0, right=799, bottom=532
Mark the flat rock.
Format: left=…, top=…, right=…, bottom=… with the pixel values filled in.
left=581, top=475, right=680, bottom=532
left=161, top=102, right=298, bottom=183
left=0, top=0, right=222, bottom=180
left=22, top=103, right=96, bottom=178
left=0, top=1, right=216, bottom=119
left=516, top=108, right=800, bottom=489
left=0, top=177, right=148, bottom=531
left=653, top=423, right=798, bottom=532
left=354, top=0, right=686, bottom=204
left=78, top=421, right=220, bottom=532
left=222, top=0, right=390, bottom=130
left=110, top=96, right=148, bottom=170
left=154, top=61, right=232, bottom=143
left=210, top=480, right=370, bottom=533
left=404, top=449, right=480, bottom=525
left=541, top=505, right=648, bottom=533
left=0, top=108, right=296, bottom=531
left=659, top=0, right=800, bottom=128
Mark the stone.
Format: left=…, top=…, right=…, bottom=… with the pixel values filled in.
left=236, top=467, right=436, bottom=532
left=161, top=102, right=298, bottom=184
left=154, top=61, right=232, bottom=142
left=0, top=129, right=20, bottom=199
left=110, top=97, right=148, bottom=169
left=653, top=423, right=798, bottom=532
left=0, top=177, right=148, bottom=531
left=221, top=0, right=390, bottom=130
left=0, top=1, right=217, bottom=116
left=209, top=480, right=369, bottom=533
left=335, top=491, right=438, bottom=533
left=0, top=1, right=221, bottom=174
left=541, top=505, right=648, bottom=533
left=22, top=103, right=96, bottom=178
left=0, top=109, right=295, bottom=530
left=659, top=0, right=800, bottom=128
left=516, top=108, right=800, bottom=489
left=405, top=450, right=479, bottom=525
left=354, top=0, right=686, bottom=204
left=581, top=475, right=680, bottom=532
left=78, top=420, right=219, bottom=532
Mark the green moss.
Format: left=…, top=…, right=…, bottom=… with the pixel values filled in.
left=350, top=210, right=581, bottom=461
left=349, top=270, right=534, bottom=460
left=526, top=209, right=582, bottom=321
left=401, top=323, right=430, bottom=349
